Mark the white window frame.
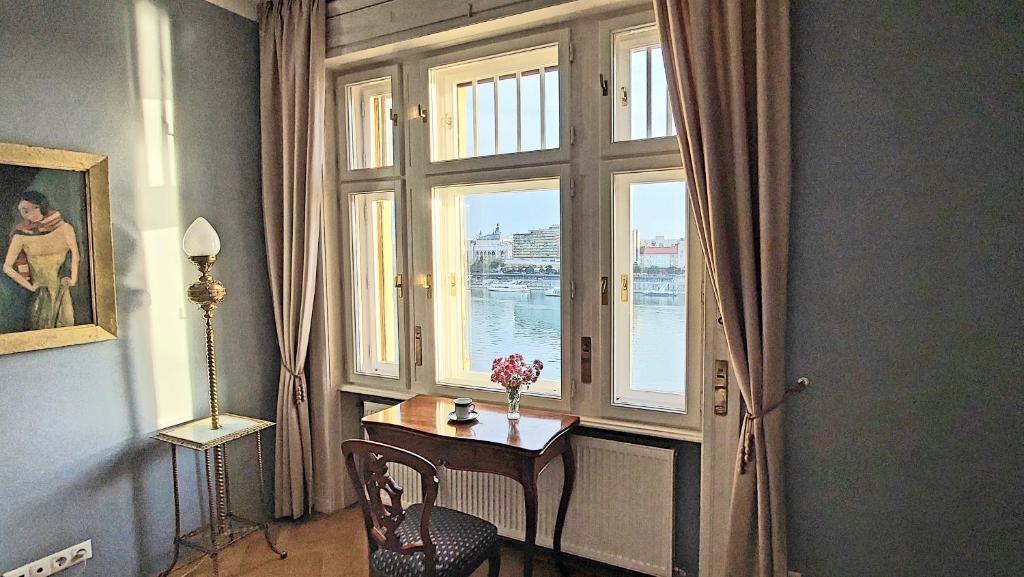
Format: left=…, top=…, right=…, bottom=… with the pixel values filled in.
left=598, top=13, right=679, bottom=159
left=339, top=179, right=409, bottom=391
left=336, top=64, right=404, bottom=181
left=412, top=164, right=573, bottom=412
left=610, top=168, right=692, bottom=413
left=597, top=156, right=703, bottom=431
left=430, top=44, right=560, bottom=162
left=412, top=28, right=571, bottom=176
left=329, top=11, right=705, bottom=429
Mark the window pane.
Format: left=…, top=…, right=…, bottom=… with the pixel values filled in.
left=649, top=47, right=671, bottom=138
left=629, top=48, right=648, bottom=141
left=346, top=77, right=394, bottom=169
left=429, top=43, right=558, bottom=161
left=498, top=74, right=518, bottom=154
left=544, top=67, right=559, bottom=149
left=613, top=172, right=687, bottom=411
left=433, top=180, right=561, bottom=396
left=520, top=70, right=542, bottom=152
left=351, top=192, right=399, bottom=377
left=629, top=181, right=686, bottom=393
left=457, top=82, right=475, bottom=158
left=612, top=25, right=674, bottom=143
left=477, top=78, right=496, bottom=156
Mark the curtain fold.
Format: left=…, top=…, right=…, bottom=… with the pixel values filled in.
left=654, top=1, right=792, bottom=575
left=258, top=0, right=326, bottom=519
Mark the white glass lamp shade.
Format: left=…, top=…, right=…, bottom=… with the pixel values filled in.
left=182, top=217, right=221, bottom=257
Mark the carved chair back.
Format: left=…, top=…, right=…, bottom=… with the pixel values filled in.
left=342, top=439, right=440, bottom=574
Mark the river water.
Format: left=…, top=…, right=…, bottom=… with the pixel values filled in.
left=466, top=287, right=686, bottom=393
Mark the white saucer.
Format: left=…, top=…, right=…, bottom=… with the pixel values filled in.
left=448, top=410, right=478, bottom=423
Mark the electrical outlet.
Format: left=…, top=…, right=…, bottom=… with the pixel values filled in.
left=3, top=540, right=91, bottom=577
left=50, top=540, right=91, bottom=574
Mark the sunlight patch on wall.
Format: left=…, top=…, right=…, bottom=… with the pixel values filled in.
left=135, top=0, right=193, bottom=427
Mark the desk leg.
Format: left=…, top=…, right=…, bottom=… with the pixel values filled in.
left=553, top=438, right=576, bottom=554
left=521, top=467, right=540, bottom=577
left=158, top=445, right=182, bottom=577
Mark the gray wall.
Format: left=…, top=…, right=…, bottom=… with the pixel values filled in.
left=786, top=2, right=1022, bottom=576
left=0, top=1, right=276, bottom=576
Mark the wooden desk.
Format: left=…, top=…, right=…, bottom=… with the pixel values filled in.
left=361, top=395, right=579, bottom=577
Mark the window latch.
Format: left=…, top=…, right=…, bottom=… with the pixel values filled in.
left=449, top=273, right=457, bottom=296
left=619, top=273, right=629, bottom=302
left=620, top=86, right=628, bottom=106
left=391, top=111, right=399, bottom=126
left=713, top=360, right=728, bottom=416
left=394, top=274, right=404, bottom=299
left=417, top=104, right=428, bottom=123
left=599, top=73, right=609, bottom=96
left=600, top=276, right=609, bottom=305
left=422, top=274, right=433, bottom=299
left=414, top=326, right=423, bottom=366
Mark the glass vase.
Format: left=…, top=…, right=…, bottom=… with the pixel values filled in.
left=506, top=388, right=521, bottom=420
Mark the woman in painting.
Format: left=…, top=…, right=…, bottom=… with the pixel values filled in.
left=2, top=190, right=79, bottom=329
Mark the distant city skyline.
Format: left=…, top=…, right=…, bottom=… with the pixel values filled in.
left=462, top=181, right=686, bottom=240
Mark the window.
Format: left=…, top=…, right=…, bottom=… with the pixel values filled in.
left=430, top=44, right=559, bottom=161
left=330, top=14, right=705, bottom=430
left=612, top=25, right=675, bottom=142
left=350, top=191, right=399, bottom=378
left=612, top=170, right=688, bottom=412
left=432, top=178, right=562, bottom=396
left=346, top=77, right=395, bottom=170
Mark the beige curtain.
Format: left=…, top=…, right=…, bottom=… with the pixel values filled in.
left=654, top=1, right=792, bottom=575
left=258, top=0, right=325, bottom=519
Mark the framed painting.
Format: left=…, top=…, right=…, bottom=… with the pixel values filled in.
left=0, top=142, right=116, bottom=354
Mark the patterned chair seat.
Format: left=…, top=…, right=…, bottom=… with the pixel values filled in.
left=370, top=504, right=500, bottom=577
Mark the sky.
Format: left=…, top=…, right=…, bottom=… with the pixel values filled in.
left=463, top=181, right=686, bottom=240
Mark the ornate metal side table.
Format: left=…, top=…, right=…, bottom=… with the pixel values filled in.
left=153, top=413, right=286, bottom=577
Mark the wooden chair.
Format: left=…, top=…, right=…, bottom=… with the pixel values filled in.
left=343, top=439, right=501, bottom=577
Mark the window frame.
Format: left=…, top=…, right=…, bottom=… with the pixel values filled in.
left=597, top=155, right=704, bottom=431
left=329, top=10, right=709, bottom=433
left=598, top=13, right=679, bottom=159
left=412, top=28, right=572, bottom=176
left=336, top=64, right=404, bottom=181
left=338, top=178, right=410, bottom=392
left=412, top=164, right=573, bottom=413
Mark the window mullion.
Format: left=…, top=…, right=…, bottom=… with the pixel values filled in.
left=645, top=47, right=653, bottom=139
left=539, top=67, right=546, bottom=150
left=492, top=76, right=500, bottom=153
left=516, top=71, right=523, bottom=152
left=472, top=80, right=479, bottom=158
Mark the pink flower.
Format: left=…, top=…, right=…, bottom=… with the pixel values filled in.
left=489, top=353, right=544, bottom=392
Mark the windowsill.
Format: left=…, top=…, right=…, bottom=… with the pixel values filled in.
left=337, top=383, right=702, bottom=443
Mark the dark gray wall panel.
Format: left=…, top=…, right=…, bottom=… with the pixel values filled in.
left=786, top=2, right=1023, bottom=576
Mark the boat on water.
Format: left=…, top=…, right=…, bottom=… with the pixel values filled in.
left=544, top=286, right=561, bottom=297
left=488, top=281, right=530, bottom=293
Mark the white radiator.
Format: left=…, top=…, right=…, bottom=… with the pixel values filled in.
left=361, top=402, right=675, bottom=577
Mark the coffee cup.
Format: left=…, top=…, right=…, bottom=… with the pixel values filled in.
left=454, top=397, right=475, bottom=419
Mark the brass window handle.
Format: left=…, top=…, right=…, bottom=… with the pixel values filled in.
left=713, top=360, right=728, bottom=416
left=422, top=274, right=433, bottom=299
left=619, top=273, right=629, bottom=302
left=414, top=326, right=423, bottom=366
left=394, top=274, right=403, bottom=299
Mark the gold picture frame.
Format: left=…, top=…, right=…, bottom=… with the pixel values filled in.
left=0, top=142, right=116, bottom=354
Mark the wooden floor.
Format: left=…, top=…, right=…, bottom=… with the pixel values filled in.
left=166, top=507, right=611, bottom=577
